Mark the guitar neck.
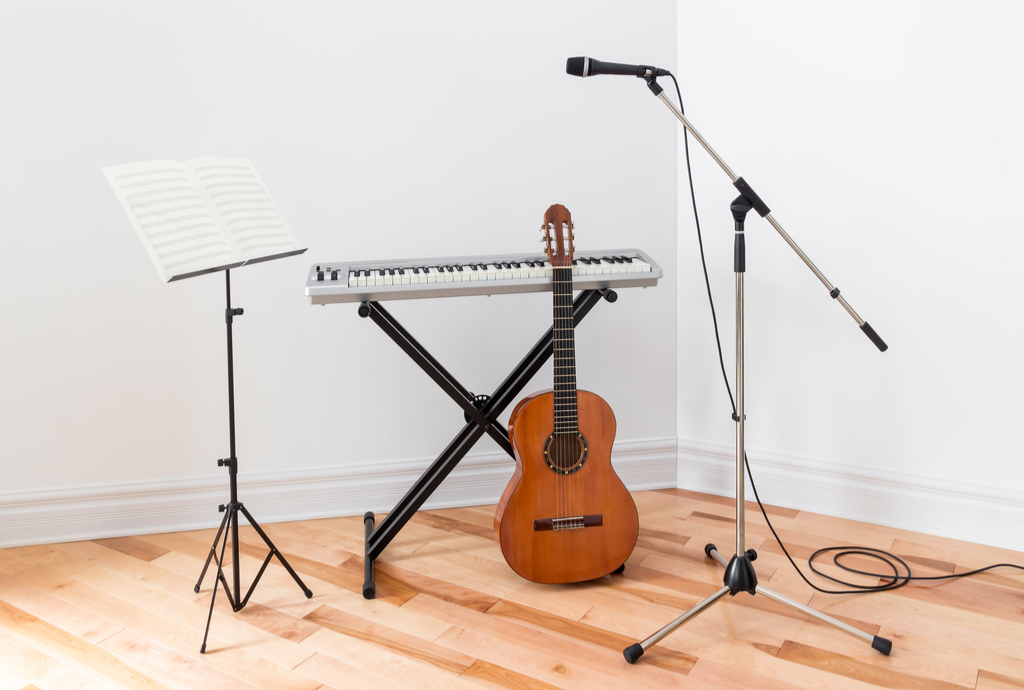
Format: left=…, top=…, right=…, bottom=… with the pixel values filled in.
left=553, top=266, right=578, bottom=434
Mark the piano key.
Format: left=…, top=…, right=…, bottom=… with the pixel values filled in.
left=306, top=249, right=661, bottom=304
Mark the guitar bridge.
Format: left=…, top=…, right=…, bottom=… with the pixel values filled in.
left=533, top=514, right=603, bottom=531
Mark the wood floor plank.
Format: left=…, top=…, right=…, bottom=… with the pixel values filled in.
left=0, top=604, right=168, bottom=690
left=0, top=661, right=33, bottom=690
left=303, top=604, right=472, bottom=672
left=392, top=541, right=594, bottom=620
left=405, top=594, right=689, bottom=687
left=99, top=629, right=262, bottom=690
left=69, top=562, right=316, bottom=670
left=437, top=624, right=633, bottom=690
left=149, top=548, right=453, bottom=643
left=460, top=658, right=568, bottom=690
left=0, top=571, right=123, bottom=644
left=92, top=538, right=170, bottom=563
left=17, top=545, right=94, bottom=577
left=373, top=560, right=500, bottom=612
left=300, top=626, right=482, bottom=690
left=483, top=598, right=697, bottom=675
left=682, top=657, right=805, bottom=690
left=776, top=639, right=972, bottom=689
left=808, top=587, right=1024, bottom=662
left=0, top=550, right=38, bottom=577
left=0, top=633, right=116, bottom=690
left=978, top=669, right=1024, bottom=690
left=49, top=540, right=199, bottom=602
left=292, top=652, right=408, bottom=690
left=10, top=564, right=318, bottom=690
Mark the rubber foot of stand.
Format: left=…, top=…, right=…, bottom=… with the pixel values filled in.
left=304, top=589, right=313, bottom=599
left=194, top=585, right=200, bottom=594
left=612, top=563, right=625, bottom=575
left=200, top=643, right=206, bottom=654
left=704, top=543, right=717, bottom=559
left=872, top=635, right=892, bottom=656
left=363, top=583, right=376, bottom=600
left=623, top=643, right=644, bottom=664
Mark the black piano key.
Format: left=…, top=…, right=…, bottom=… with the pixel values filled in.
left=317, top=270, right=324, bottom=281
left=331, top=270, right=338, bottom=280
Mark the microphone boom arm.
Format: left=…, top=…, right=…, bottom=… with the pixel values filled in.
left=650, top=78, right=887, bottom=351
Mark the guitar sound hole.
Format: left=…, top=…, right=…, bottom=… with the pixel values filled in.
left=543, top=432, right=588, bottom=475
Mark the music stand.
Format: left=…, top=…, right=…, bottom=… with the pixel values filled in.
left=103, top=157, right=312, bottom=652
left=192, top=268, right=312, bottom=653
left=610, top=73, right=892, bottom=661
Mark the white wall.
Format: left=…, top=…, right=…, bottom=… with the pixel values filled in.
left=0, top=1, right=679, bottom=546
left=676, top=1, right=1024, bottom=550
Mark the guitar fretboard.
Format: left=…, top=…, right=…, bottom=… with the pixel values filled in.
left=553, top=266, right=578, bottom=434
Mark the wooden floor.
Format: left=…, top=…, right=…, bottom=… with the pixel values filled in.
left=1, top=489, right=1023, bottom=690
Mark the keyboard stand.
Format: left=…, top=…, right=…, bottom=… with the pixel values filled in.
left=357, top=288, right=617, bottom=598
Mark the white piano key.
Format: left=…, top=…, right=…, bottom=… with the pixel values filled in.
left=305, top=249, right=662, bottom=304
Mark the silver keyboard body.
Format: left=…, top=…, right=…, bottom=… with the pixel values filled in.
left=304, top=248, right=662, bottom=304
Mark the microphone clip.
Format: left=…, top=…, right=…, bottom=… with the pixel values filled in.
left=643, top=71, right=664, bottom=97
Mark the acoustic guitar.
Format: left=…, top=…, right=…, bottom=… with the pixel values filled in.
left=494, top=204, right=639, bottom=584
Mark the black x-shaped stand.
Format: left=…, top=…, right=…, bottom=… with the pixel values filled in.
left=358, top=287, right=617, bottom=598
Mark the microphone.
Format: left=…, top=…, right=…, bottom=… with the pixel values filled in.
left=566, top=56, right=670, bottom=79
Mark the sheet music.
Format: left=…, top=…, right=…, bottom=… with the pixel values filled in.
left=104, top=157, right=305, bottom=282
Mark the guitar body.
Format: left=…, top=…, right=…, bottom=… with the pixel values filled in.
left=495, top=389, right=639, bottom=583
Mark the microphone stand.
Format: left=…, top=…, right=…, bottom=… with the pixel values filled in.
left=622, top=73, right=891, bottom=664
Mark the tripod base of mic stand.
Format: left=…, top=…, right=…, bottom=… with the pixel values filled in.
left=623, top=544, right=892, bottom=664
left=194, top=501, right=312, bottom=653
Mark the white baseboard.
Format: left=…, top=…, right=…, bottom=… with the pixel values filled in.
left=0, top=437, right=677, bottom=549
left=677, top=438, right=1024, bottom=553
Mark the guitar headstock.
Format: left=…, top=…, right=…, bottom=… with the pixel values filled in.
left=541, top=204, right=574, bottom=268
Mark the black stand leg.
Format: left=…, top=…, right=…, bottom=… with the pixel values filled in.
left=359, top=288, right=614, bottom=598
left=194, top=270, right=312, bottom=653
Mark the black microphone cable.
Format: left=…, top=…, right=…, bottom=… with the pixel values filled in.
left=667, top=71, right=1024, bottom=594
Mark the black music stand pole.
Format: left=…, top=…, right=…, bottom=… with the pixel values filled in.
left=194, top=269, right=312, bottom=653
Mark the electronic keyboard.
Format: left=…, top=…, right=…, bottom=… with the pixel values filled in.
left=305, top=248, right=661, bottom=304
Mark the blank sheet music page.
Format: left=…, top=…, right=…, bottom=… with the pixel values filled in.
left=187, top=157, right=304, bottom=265
left=104, top=157, right=304, bottom=281
left=104, top=159, right=242, bottom=282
